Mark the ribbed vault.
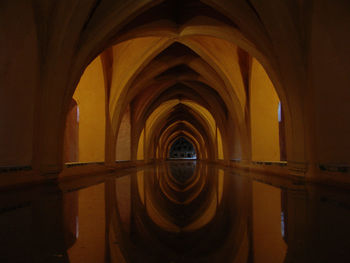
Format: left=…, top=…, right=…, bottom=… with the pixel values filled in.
left=25, top=0, right=310, bottom=174
left=54, top=0, right=299, bottom=169
left=3, top=1, right=350, bottom=262
left=10, top=0, right=310, bottom=172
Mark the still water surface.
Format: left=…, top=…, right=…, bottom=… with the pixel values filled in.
left=1, top=161, right=350, bottom=262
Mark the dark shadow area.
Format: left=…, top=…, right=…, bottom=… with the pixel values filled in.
left=1, top=163, right=350, bottom=262
left=168, top=137, right=197, bottom=159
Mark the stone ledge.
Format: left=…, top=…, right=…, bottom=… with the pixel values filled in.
left=319, top=163, right=350, bottom=173
left=0, top=161, right=153, bottom=191
left=0, top=165, right=32, bottom=173
left=219, top=160, right=350, bottom=189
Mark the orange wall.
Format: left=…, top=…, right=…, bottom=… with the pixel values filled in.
left=137, top=129, right=145, bottom=161
left=116, top=106, right=131, bottom=161
left=250, top=58, right=280, bottom=162
left=73, top=56, right=106, bottom=163
left=217, top=128, right=224, bottom=160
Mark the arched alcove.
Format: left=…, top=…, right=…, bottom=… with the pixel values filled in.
left=168, top=137, right=197, bottom=159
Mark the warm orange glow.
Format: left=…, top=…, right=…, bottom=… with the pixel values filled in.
left=73, top=56, right=106, bottom=162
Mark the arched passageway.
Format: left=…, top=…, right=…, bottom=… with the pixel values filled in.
left=1, top=2, right=350, bottom=263
left=0, top=0, right=349, bottom=181
left=168, top=137, right=197, bottom=159
left=62, top=0, right=289, bottom=170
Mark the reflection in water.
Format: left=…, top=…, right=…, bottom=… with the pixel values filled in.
left=116, top=161, right=251, bottom=263
left=252, top=181, right=287, bottom=263
left=67, top=184, right=105, bottom=263
left=1, top=162, right=350, bottom=262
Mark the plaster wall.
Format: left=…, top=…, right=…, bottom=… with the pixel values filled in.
left=137, top=129, right=145, bottom=161
left=217, top=128, right=224, bottom=160
left=226, top=120, right=242, bottom=160
left=250, top=59, right=280, bottom=162
left=110, top=37, right=169, bottom=118
left=310, top=1, right=350, bottom=165
left=116, top=106, right=131, bottom=161
left=0, top=1, right=38, bottom=166
left=183, top=37, right=246, bottom=110
left=73, top=57, right=105, bottom=163
left=63, top=101, right=79, bottom=163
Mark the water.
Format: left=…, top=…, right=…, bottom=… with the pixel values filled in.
left=1, top=161, right=350, bottom=262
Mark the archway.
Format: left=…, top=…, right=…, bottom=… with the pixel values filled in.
left=27, top=0, right=308, bottom=173
left=168, top=137, right=197, bottom=159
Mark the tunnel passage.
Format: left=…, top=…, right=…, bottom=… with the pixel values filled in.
left=168, top=137, right=197, bottom=159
